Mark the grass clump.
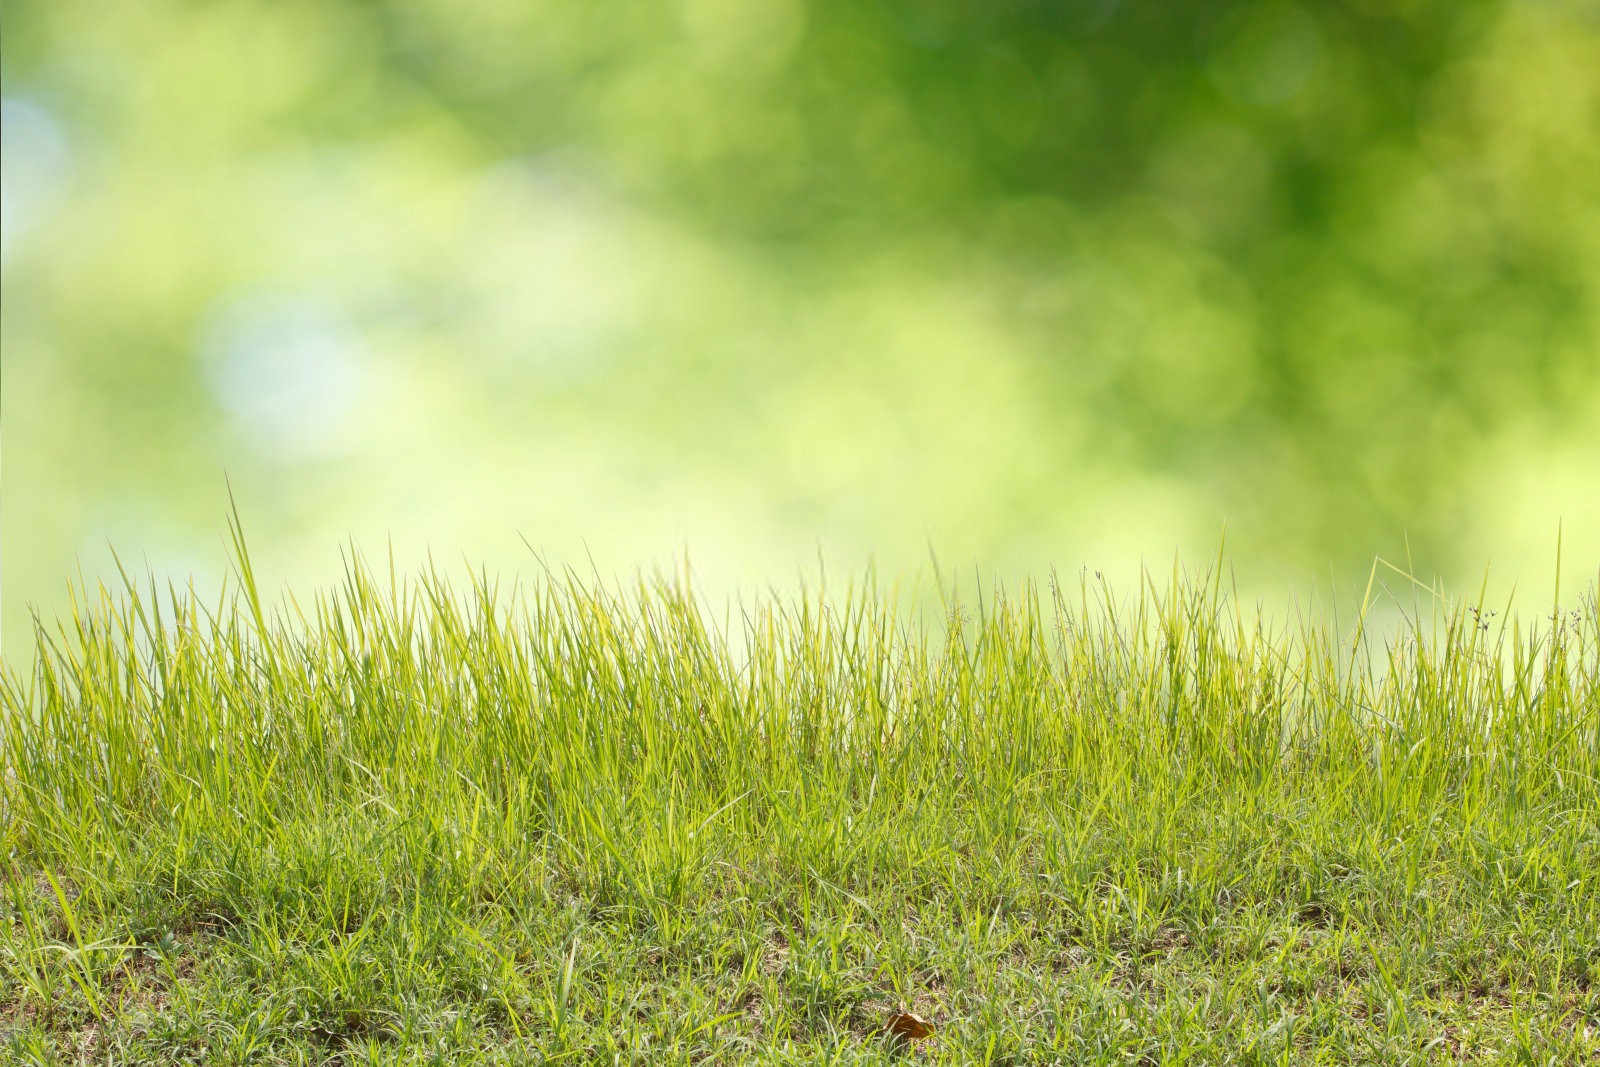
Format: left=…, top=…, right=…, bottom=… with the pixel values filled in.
left=2, top=534, right=1598, bottom=1064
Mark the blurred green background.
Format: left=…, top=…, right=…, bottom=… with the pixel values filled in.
left=3, top=0, right=1597, bottom=651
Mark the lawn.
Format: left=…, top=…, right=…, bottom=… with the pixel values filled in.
left=3, top=529, right=1598, bottom=1064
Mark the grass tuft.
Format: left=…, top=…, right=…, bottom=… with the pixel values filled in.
left=3, top=544, right=1598, bottom=1063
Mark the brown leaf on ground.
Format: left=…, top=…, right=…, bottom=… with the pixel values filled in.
left=886, top=1010, right=934, bottom=1042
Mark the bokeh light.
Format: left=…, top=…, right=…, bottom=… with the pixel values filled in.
left=3, top=0, right=1596, bottom=653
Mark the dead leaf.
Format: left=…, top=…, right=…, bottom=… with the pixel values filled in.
left=886, top=1010, right=933, bottom=1042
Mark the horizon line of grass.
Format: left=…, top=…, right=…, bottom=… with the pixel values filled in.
left=1, top=529, right=1597, bottom=1062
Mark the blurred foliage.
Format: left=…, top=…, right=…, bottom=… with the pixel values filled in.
left=2, top=0, right=1597, bottom=650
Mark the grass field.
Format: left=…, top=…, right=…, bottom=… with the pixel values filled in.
left=3, top=528, right=1598, bottom=1064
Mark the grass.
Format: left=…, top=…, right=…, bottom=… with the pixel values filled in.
left=2, top=527, right=1597, bottom=1064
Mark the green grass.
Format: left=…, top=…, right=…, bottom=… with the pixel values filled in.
left=2, top=530, right=1598, bottom=1064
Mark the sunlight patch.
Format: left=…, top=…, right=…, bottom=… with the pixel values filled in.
left=0, top=96, right=72, bottom=265
left=199, top=295, right=368, bottom=460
